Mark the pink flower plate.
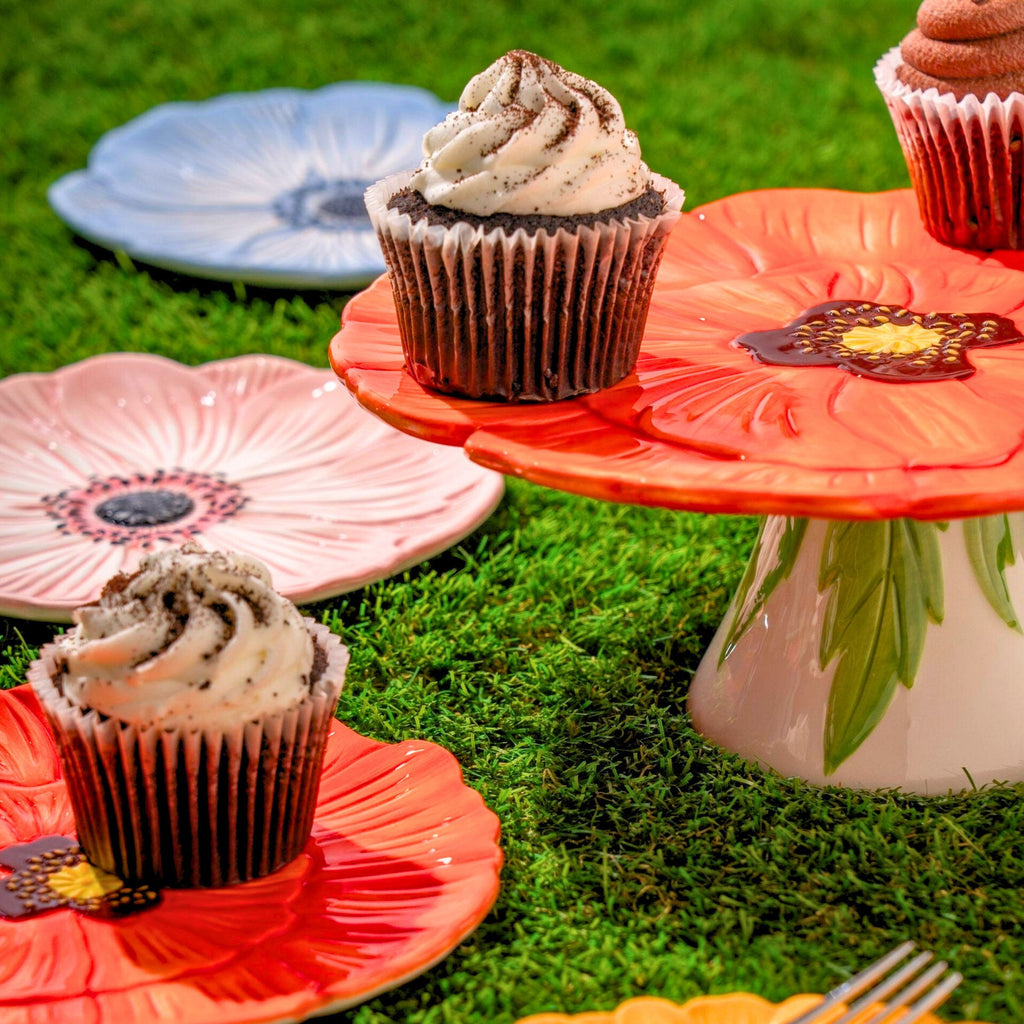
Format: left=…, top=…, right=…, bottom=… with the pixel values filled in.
left=0, top=683, right=503, bottom=1022
left=0, top=352, right=504, bottom=622
left=329, top=188, right=1024, bottom=794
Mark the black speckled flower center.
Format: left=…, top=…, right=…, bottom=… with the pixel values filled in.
left=95, top=489, right=195, bottom=527
left=735, top=300, right=1023, bottom=382
left=273, top=178, right=373, bottom=230
left=0, top=836, right=161, bottom=919
left=42, top=469, right=247, bottom=548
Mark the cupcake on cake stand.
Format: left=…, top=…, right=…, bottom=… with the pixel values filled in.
left=331, top=186, right=1024, bottom=796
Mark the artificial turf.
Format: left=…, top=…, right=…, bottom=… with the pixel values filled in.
left=2, top=0, right=1022, bottom=1021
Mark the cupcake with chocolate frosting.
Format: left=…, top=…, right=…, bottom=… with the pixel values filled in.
left=876, top=0, right=1024, bottom=248
left=28, top=543, right=349, bottom=887
left=365, top=50, right=685, bottom=401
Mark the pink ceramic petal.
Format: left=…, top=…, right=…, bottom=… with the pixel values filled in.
left=0, top=534, right=131, bottom=617
left=0, top=353, right=503, bottom=620
left=56, top=354, right=232, bottom=470
left=0, top=417, right=138, bottom=490
left=0, top=370, right=55, bottom=423
left=188, top=352, right=306, bottom=396
left=330, top=188, right=1024, bottom=521
left=0, top=686, right=502, bottom=1023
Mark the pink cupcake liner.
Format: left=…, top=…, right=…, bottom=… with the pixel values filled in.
left=28, top=619, right=349, bottom=887
left=365, top=170, right=685, bottom=401
left=876, top=46, right=1024, bottom=249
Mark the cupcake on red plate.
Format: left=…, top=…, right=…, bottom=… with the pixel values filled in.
left=28, top=543, right=349, bottom=888
left=365, top=49, right=685, bottom=402
left=875, top=0, right=1024, bottom=249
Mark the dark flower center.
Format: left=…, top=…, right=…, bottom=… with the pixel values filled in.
left=735, top=301, right=1022, bottom=382
left=42, top=470, right=246, bottom=548
left=95, top=489, right=195, bottom=527
left=0, top=836, right=161, bottom=919
left=272, top=177, right=374, bottom=230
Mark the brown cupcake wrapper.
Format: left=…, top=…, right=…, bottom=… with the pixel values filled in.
left=875, top=46, right=1024, bottom=249
left=28, top=619, right=349, bottom=888
left=365, top=170, right=685, bottom=401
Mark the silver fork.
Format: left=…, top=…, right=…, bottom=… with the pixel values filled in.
left=785, top=942, right=964, bottom=1024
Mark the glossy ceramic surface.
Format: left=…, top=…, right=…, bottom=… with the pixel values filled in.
left=332, top=188, right=1024, bottom=521
left=48, top=83, right=452, bottom=289
left=0, top=684, right=502, bottom=1022
left=0, top=353, right=503, bottom=621
left=515, top=992, right=981, bottom=1024
left=691, top=513, right=1024, bottom=794
left=331, top=187, right=1024, bottom=792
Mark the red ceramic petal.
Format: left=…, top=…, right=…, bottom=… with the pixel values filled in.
left=330, top=188, right=1024, bottom=520
left=0, top=913, right=93, bottom=1002
left=687, top=188, right=989, bottom=274
left=0, top=687, right=60, bottom=788
left=0, top=687, right=502, bottom=1024
left=0, top=688, right=74, bottom=847
left=0, top=784, right=76, bottom=848
left=610, top=358, right=906, bottom=472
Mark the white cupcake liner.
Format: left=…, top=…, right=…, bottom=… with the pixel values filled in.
left=875, top=46, right=1024, bottom=248
left=29, top=619, right=349, bottom=887
left=365, top=170, right=685, bottom=401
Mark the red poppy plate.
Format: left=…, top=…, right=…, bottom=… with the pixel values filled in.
left=0, top=352, right=504, bottom=622
left=331, top=188, right=1024, bottom=521
left=0, top=684, right=503, bottom=1023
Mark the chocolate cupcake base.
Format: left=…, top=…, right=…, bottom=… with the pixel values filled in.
left=876, top=47, right=1024, bottom=250
left=29, top=620, right=348, bottom=888
left=365, top=171, right=685, bottom=402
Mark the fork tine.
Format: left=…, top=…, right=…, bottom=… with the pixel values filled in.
left=832, top=952, right=937, bottom=1024
left=783, top=943, right=962, bottom=1024
left=784, top=943, right=917, bottom=1024
left=861, top=965, right=963, bottom=1024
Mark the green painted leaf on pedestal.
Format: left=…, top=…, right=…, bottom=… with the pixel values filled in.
left=964, top=514, right=1021, bottom=632
left=819, top=520, right=944, bottom=775
left=718, top=516, right=808, bottom=667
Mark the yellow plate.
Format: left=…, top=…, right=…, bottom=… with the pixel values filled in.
left=515, top=992, right=985, bottom=1024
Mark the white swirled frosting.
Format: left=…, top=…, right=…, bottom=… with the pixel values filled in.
left=409, top=50, right=651, bottom=216
left=56, top=544, right=315, bottom=730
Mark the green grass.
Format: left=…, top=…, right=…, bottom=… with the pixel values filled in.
left=4, top=0, right=1023, bottom=1021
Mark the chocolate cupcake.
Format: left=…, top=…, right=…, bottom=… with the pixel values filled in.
left=28, top=543, right=349, bottom=888
left=365, top=50, right=685, bottom=402
left=875, top=0, right=1024, bottom=248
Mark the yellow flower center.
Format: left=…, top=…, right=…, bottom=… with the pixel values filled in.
left=839, top=322, right=947, bottom=357
left=46, top=861, right=124, bottom=901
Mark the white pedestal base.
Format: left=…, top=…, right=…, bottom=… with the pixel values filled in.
left=689, top=515, right=1024, bottom=795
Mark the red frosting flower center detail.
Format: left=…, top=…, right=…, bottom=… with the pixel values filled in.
left=42, top=470, right=247, bottom=547
left=735, top=300, right=1023, bottom=382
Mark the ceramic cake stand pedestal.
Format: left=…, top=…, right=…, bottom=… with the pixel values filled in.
left=691, top=513, right=1024, bottom=793
left=331, top=187, right=1024, bottom=796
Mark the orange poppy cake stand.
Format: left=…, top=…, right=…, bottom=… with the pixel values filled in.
left=331, top=187, right=1024, bottom=796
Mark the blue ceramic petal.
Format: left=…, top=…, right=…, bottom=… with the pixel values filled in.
left=47, top=82, right=454, bottom=289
